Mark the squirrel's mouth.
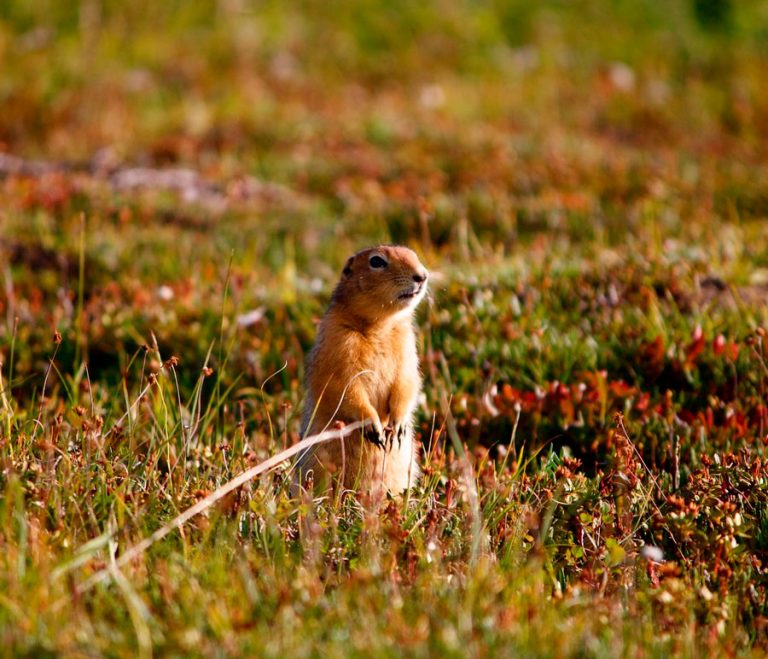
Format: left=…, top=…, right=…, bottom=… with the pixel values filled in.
left=397, top=284, right=424, bottom=301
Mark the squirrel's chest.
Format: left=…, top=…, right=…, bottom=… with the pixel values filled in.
left=359, top=329, right=414, bottom=375
left=360, top=332, right=417, bottom=400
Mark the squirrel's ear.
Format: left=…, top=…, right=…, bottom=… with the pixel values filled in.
left=342, top=257, right=353, bottom=277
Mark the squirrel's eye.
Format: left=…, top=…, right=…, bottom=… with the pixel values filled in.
left=369, top=255, right=388, bottom=269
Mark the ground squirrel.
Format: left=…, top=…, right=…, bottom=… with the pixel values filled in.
left=293, top=245, right=429, bottom=495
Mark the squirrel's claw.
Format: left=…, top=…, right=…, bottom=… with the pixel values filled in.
left=383, top=425, right=396, bottom=451
left=395, top=423, right=407, bottom=447
left=386, top=422, right=407, bottom=449
left=365, top=422, right=406, bottom=451
left=363, top=424, right=386, bottom=449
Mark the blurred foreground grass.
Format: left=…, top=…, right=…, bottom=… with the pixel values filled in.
left=1, top=1, right=768, bottom=656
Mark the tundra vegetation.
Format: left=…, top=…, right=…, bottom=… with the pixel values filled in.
left=1, top=1, right=768, bottom=656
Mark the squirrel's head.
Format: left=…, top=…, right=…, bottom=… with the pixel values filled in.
left=332, top=245, right=429, bottom=323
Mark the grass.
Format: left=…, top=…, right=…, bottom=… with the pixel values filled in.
left=2, top=0, right=768, bottom=655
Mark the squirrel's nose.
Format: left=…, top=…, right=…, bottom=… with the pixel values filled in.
left=412, top=271, right=428, bottom=284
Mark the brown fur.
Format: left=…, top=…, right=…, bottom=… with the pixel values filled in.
left=293, top=245, right=429, bottom=496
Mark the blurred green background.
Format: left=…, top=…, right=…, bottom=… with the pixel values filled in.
left=2, top=0, right=767, bottom=160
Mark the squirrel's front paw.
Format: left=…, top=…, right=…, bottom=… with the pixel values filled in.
left=390, top=422, right=407, bottom=448
left=363, top=423, right=386, bottom=449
